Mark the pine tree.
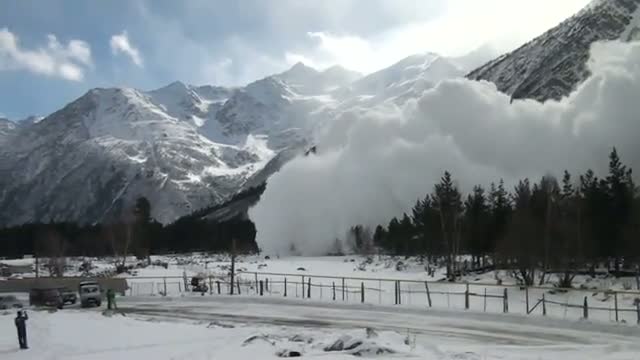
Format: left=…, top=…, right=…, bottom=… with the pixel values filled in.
left=504, top=178, right=537, bottom=285
left=558, top=170, right=579, bottom=287
left=373, top=225, right=386, bottom=248
left=531, top=175, right=560, bottom=283
left=387, top=217, right=401, bottom=254
left=488, top=179, right=511, bottom=265
left=133, top=197, right=152, bottom=261
left=606, top=148, right=634, bottom=272
left=411, top=195, right=440, bottom=256
left=463, top=185, right=489, bottom=267
left=400, top=213, right=414, bottom=255
left=432, top=171, right=463, bottom=279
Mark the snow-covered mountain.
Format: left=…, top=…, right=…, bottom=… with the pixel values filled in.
left=468, top=0, right=640, bottom=101
left=274, top=62, right=362, bottom=95
left=0, top=118, right=15, bottom=138
left=0, top=54, right=462, bottom=226
left=338, top=53, right=466, bottom=106
left=8, top=0, right=631, bottom=227
left=0, top=87, right=278, bottom=225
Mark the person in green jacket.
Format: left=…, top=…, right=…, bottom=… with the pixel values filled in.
left=106, top=289, right=117, bottom=310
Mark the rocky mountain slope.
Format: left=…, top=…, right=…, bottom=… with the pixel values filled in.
left=468, top=0, right=640, bottom=102
left=0, top=64, right=363, bottom=226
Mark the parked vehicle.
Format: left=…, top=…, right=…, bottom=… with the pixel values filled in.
left=79, top=281, right=102, bottom=308
left=190, top=275, right=209, bottom=293
left=0, top=295, right=23, bottom=309
left=29, top=288, right=64, bottom=309
left=58, top=287, right=77, bottom=305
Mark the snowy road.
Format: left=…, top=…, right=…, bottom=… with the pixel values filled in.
left=3, top=295, right=640, bottom=359
left=119, top=295, right=640, bottom=351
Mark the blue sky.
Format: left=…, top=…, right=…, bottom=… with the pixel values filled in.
left=0, top=0, right=589, bottom=119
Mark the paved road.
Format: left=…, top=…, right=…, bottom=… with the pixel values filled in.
left=118, top=295, right=640, bottom=348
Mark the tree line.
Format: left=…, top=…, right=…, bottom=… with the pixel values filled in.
left=351, top=148, right=639, bottom=285
left=0, top=197, right=259, bottom=262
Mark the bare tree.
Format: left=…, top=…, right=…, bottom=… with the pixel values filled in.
left=36, top=229, right=67, bottom=277
left=104, top=222, right=133, bottom=273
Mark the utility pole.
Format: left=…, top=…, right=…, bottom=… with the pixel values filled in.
left=229, top=238, right=236, bottom=295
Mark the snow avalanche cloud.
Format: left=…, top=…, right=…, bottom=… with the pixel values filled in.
left=250, top=40, right=640, bottom=256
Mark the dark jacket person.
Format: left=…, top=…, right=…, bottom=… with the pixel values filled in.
left=15, top=310, right=28, bottom=349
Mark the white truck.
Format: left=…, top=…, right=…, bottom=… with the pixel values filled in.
left=78, top=281, right=102, bottom=308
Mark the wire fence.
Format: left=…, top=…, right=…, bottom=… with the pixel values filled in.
left=121, top=271, right=640, bottom=324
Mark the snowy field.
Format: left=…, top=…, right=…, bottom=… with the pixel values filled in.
left=113, top=255, right=640, bottom=324
left=4, top=254, right=640, bottom=323
left=2, top=295, right=640, bottom=359
left=2, top=254, right=640, bottom=358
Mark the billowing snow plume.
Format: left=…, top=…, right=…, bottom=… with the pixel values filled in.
left=250, top=40, right=640, bottom=256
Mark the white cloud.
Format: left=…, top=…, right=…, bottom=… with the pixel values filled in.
left=287, top=0, right=590, bottom=74
left=0, top=28, right=92, bottom=81
left=110, top=31, right=143, bottom=67
left=250, top=40, right=640, bottom=256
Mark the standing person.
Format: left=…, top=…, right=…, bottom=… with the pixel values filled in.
left=106, top=289, right=112, bottom=310
left=15, top=310, right=28, bottom=349
left=107, top=289, right=117, bottom=310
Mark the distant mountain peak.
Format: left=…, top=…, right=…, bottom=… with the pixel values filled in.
left=277, top=62, right=319, bottom=83
left=289, top=61, right=317, bottom=72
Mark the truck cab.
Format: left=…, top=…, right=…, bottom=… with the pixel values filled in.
left=79, top=281, right=102, bottom=308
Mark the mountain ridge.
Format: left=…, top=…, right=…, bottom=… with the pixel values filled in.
left=468, top=0, right=640, bottom=101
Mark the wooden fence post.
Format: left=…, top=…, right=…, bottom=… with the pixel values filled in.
left=425, top=281, right=432, bottom=308
left=216, top=281, right=221, bottom=295
left=266, top=278, right=269, bottom=292
left=163, top=277, right=167, bottom=296
left=259, top=280, right=264, bottom=296
left=394, top=281, right=398, bottom=305
left=284, top=277, right=287, bottom=297
left=465, top=283, right=470, bottom=310
left=342, top=278, right=345, bottom=301
left=614, top=292, right=619, bottom=322
left=209, top=276, right=213, bottom=295
left=483, top=288, right=487, bottom=312
left=542, top=293, right=547, bottom=316
left=236, top=279, right=241, bottom=295
left=307, top=277, right=311, bottom=299
left=332, top=282, right=336, bottom=301
left=583, top=296, right=588, bottom=319
left=503, top=288, right=509, bottom=313
left=361, top=282, right=365, bottom=303
left=254, top=273, right=258, bottom=294
left=301, top=276, right=305, bottom=299
left=636, top=301, right=640, bottom=324
left=398, top=281, right=402, bottom=305
left=525, top=286, right=529, bottom=314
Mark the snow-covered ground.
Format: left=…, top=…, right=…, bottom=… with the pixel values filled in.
left=5, top=254, right=640, bottom=323
left=2, top=295, right=640, bottom=359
